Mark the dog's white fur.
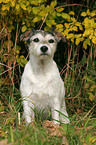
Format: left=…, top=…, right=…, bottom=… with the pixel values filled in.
left=20, top=30, right=70, bottom=124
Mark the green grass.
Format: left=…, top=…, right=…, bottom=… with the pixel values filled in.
left=0, top=85, right=96, bottom=145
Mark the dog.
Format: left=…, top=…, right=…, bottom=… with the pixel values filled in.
left=20, top=28, right=70, bottom=124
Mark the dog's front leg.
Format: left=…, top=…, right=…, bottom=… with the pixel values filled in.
left=52, top=102, right=60, bottom=124
left=23, top=99, right=35, bottom=124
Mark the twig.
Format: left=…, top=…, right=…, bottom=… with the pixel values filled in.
left=39, top=13, right=48, bottom=30
left=0, top=62, right=12, bottom=69
left=54, top=3, right=90, bottom=10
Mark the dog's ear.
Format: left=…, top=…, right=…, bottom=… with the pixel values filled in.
left=20, top=28, right=35, bottom=41
left=51, top=28, right=66, bottom=42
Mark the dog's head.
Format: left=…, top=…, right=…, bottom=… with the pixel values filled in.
left=20, top=28, right=66, bottom=60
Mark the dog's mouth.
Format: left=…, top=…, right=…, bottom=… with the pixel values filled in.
left=41, top=53, right=48, bottom=56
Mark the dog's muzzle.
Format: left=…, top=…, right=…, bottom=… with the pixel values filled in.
left=40, top=46, right=48, bottom=55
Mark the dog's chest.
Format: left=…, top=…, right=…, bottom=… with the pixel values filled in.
left=22, top=61, right=62, bottom=105
left=30, top=71, right=56, bottom=96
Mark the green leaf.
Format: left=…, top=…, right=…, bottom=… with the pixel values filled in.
left=17, top=55, right=28, bottom=67
left=46, top=19, right=56, bottom=28
left=22, top=25, right=27, bottom=32
left=83, top=76, right=95, bottom=84
left=27, top=6, right=32, bottom=12
left=62, top=13, right=70, bottom=20
left=90, top=11, right=96, bottom=17
left=75, top=38, right=81, bottom=45
left=39, top=10, right=47, bottom=17
left=30, top=0, right=38, bottom=5
left=16, top=4, right=20, bottom=10
left=83, top=40, right=87, bottom=49
left=86, top=39, right=91, bottom=45
left=33, top=17, right=41, bottom=22
left=32, top=7, right=40, bottom=14
left=50, top=0, right=57, bottom=8
left=20, top=3, right=27, bottom=10
left=88, top=92, right=94, bottom=101
left=81, top=55, right=87, bottom=65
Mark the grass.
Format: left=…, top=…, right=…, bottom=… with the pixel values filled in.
left=0, top=81, right=96, bottom=145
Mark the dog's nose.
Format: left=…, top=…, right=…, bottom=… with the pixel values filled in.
left=40, top=46, right=48, bottom=53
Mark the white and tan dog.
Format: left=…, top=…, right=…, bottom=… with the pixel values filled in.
left=20, top=29, right=70, bottom=124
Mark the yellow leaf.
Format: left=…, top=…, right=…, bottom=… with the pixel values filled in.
left=26, top=1, right=29, bottom=6
left=63, top=29, right=69, bottom=36
left=56, top=8, right=64, bottom=12
left=90, top=19, right=95, bottom=28
left=67, top=33, right=74, bottom=39
left=0, top=0, right=3, bottom=3
left=2, top=4, right=10, bottom=11
left=56, top=24, right=63, bottom=29
left=73, top=26, right=78, bottom=31
left=90, top=85, right=96, bottom=92
left=83, top=29, right=90, bottom=36
left=64, top=23, right=69, bottom=28
left=94, top=29, right=96, bottom=36
left=89, top=136, right=96, bottom=143
left=75, top=22, right=81, bottom=27
left=71, top=38, right=74, bottom=42
left=81, top=12, right=86, bottom=17
left=87, top=9, right=91, bottom=15
left=92, top=36, right=96, bottom=44
left=70, top=17, right=76, bottom=22
left=75, top=34, right=82, bottom=38
left=75, top=22, right=83, bottom=30
left=69, top=11, right=75, bottom=15
left=11, top=1, right=15, bottom=7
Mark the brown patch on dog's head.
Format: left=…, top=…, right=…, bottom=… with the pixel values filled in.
left=20, top=28, right=66, bottom=43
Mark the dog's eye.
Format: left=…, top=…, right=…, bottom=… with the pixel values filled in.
left=33, top=38, right=39, bottom=42
left=48, top=39, right=54, bottom=43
